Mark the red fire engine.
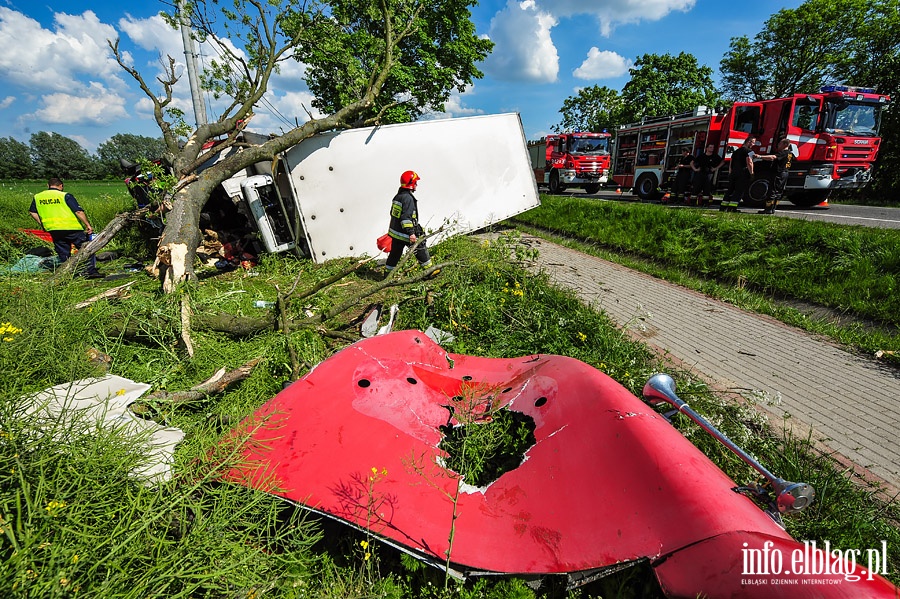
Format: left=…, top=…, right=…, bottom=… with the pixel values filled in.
left=528, top=131, right=612, bottom=194
left=611, top=85, right=890, bottom=207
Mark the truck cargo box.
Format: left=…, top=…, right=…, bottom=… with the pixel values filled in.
left=273, top=113, right=540, bottom=262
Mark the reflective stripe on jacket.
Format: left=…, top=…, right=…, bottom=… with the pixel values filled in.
left=33, top=190, right=83, bottom=231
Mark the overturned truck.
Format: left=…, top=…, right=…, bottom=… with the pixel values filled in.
left=194, top=113, right=540, bottom=263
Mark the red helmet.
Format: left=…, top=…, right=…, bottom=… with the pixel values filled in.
left=400, top=170, right=420, bottom=189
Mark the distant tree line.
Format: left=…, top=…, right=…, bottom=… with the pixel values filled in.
left=554, top=0, right=899, bottom=202
left=0, top=132, right=166, bottom=180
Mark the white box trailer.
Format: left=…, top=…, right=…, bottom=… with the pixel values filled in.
left=233, top=113, right=540, bottom=262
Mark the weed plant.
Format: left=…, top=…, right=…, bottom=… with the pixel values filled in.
left=0, top=188, right=897, bottom=596
left=514, top=195, right=900, bottom=361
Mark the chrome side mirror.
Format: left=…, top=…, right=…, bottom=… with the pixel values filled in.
left=642, top=373, right=815, bottom=514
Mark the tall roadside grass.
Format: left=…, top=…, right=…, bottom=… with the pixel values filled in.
left=514, top=195, right=900, bottom=360
left=0, top=180, right=141, bottom=266
left=0, top=185, right=897, bottom=596
left=0, top=180, right=133, bottom=230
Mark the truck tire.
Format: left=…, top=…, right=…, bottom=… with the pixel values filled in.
left=789, top=190, right=831, bottom=207
left=746, top=179, right=769, bottom=207
left=635, top=173, right=661, bottom=201
left=549, top=171, right=565, bottom=194
left=584, top=183, right=601, bottom=194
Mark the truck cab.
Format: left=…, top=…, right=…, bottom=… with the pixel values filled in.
left=725, top=86, right=889, bottom=206
left=529, top=132, right=612, bottom=194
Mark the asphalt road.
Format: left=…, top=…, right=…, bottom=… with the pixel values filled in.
left=558, top=189, right=900, bottom=230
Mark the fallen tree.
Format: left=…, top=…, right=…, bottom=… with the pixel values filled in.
left=98, top=0, right=491, bottom=293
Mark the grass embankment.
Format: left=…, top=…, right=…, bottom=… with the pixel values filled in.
left=514, top=195, right=900, bottom=362
left=0, top=183, right=898, bottom=596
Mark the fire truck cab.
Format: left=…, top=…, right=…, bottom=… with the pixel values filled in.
left=612, top=86, right=890, bottom=207
left=528, top=132, right=612, bottom=195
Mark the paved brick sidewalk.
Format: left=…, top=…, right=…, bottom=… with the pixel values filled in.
left=498, top=233, right=900, bottom=490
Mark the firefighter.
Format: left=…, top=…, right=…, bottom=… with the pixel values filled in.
left=720, top=137, right=755, bottom=212
left=670, top=148, right=693, bottom=205
left=756, top=138, right=794, bottom=214
left=384, top=170, right=432, bottom=276
left=29, top=178, right=102, bottom=277
left=690, top=143, right=723, bottom=207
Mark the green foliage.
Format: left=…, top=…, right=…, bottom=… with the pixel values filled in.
left=620, top=52, right=720, bottom=123
left=29, top=132, right=100, bottom=180
left=555, top=85, right=623, bottom=133
left=719, top=0, right=861, bottom=101
left=0, top=138, right=34, bottom=179
left=96, top=134, right=167, bottom=177
left=294, top=0, right=494, bottom=124
left=439, top=405, right=536, bottom=488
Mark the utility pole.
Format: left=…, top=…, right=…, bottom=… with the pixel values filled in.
left=178, top=0, right=208, bottom=128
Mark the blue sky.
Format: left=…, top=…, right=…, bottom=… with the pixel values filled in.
left=0, top=0, right=803, bottom=153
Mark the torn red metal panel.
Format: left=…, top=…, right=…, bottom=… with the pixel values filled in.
left=224, top=330, right=898, bottom=597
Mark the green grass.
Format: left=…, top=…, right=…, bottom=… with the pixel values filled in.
left=513, top=195, right=900, bottom=363
left=0, top=184, right=898, bottom=597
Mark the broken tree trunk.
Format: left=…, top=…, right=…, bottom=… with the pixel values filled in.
left=154, top=184, right=208, bottom=293
left=54, top=207, right=150, bottom=279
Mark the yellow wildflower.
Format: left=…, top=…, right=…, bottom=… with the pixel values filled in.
left=44, top=500, right=67, bottom=516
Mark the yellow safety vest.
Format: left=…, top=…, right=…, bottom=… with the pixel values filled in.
left=33, top=189, right=83, bottom=231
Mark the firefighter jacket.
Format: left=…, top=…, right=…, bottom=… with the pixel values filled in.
left=387, top=188, right=422, bottom=243
left=32, top=190, right=83, bottom=231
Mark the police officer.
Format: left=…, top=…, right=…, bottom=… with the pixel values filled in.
left=384, top=170, right=432, bottom=275
left=29, top=178, right=101, bottom=277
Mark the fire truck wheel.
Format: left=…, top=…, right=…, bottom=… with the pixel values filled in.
left=788, top=190, right=832, bottom=207
left=584, top=184, right=601, bottom=194
left=549, top=171, right=565, bottom=194
left=635, top=173, right=661, bottom=201
left=746, top=179, right=769, bottom=207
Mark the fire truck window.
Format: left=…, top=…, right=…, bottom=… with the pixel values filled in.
left=734, top=106, right=759, bottom=134
left=792, top=104, right=815, bottom=131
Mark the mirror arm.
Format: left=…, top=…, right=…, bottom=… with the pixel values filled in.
left=642, top=373, right=815, bottom=515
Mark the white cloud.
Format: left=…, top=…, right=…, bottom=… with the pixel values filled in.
left=483, top=0, right=559, bottom=83
left=543, top=0, right=696, bottom=36
left=269, top=58, right=310, bottom=93
left=422, top=85, right=484, bottom=119
left=481, top=0, right=694, bottom=83
left=118, top=13, right=182, bottom=56
left=441, top=93, right=485, bottom=117
left=0, top=8, right=126, bottom=93
left=0, top=96, right=14, bottom=110
left=249, top=89, right=324, bottom=135
left=29, top=83, right=129, bottom=126
left=573, top=48, right=632, bottom=80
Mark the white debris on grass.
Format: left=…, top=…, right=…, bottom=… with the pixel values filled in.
left=20, top=375, right=184, bottom=485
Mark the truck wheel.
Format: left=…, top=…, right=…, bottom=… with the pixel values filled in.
left=789, top=190, right=831, bottom=207
left=635, top=173, right=661, bottom=201
left=745, top=179, right=769, bottom=207
left=549, top=171, right=565, bottom=194
left=584, top=184, right=601, bottom=194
